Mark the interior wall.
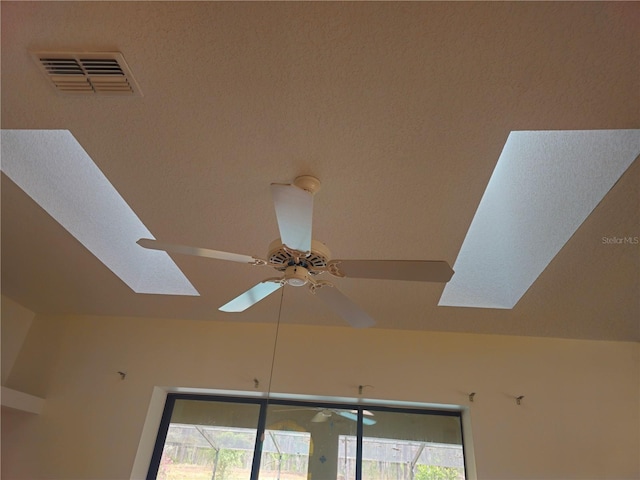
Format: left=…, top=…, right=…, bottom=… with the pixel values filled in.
left=1, top=295, right=35, bottom=385
left=2, top=310, right=638, bottom=480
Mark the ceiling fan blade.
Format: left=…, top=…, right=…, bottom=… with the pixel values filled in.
left=137, top=238, right=262, bottom=265
left=219, top=280, right=282, bottom=312
left=337, top=410, right=377, bottom=426
left=329, top=259, right=454, bottom=283
left=271, top=183, right=313, bottom=252
left=313, top=284, right=375, bottom=328
left=311, top=410, right=332, bottom=423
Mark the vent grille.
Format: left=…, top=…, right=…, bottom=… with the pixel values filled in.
left=32, top=52, right=141, bottom=96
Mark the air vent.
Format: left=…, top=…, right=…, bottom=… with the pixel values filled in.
left=32, top=52, right=142, bottom=96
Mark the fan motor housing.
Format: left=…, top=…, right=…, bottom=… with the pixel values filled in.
left=267, top=239, right=330, bottom=274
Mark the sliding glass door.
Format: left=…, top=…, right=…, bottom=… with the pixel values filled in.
left=147, top=395, right=466, bottom=480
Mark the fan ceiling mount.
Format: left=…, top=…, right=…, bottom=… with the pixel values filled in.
left=291, top=174, right=322, bottom=194
left=138, top=175, right=453, bottom=328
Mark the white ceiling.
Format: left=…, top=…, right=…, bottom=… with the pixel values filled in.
left=1, top=2, right=638, bottom=341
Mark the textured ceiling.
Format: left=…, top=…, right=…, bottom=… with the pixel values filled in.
left=1, top=1, right=638, bottom=341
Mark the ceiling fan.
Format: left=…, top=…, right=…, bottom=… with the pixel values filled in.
left=138, top=175, right=453, bottom=328
left=273, top=406, right=377, bottom=425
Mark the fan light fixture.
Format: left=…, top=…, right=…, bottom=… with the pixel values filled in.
left=284, top=266, right=309, bottom=287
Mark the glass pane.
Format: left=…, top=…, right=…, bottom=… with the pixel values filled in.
left=259, top=404, right=358, bottom=480
left=361, top=410, right=465, bottom=480
left=156, top=398, right=260, bottom=480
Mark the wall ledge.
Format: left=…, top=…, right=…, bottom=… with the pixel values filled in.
left=1, top=386, right=45, bottom=414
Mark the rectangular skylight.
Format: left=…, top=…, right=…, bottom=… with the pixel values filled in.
left=1, top=129, right=199, bottom=296
left=439, top=130, right=640, bottom=309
